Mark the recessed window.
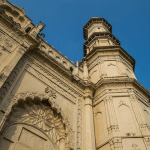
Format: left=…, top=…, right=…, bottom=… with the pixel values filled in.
left=25, top=27, right=32, bottom=33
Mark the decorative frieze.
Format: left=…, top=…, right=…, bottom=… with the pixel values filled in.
left=77, top=98, right=83, bottom=150
left=0, top=30, right=19, bottom=53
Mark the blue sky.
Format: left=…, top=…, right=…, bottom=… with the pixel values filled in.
left=11, top=0, right=150, bottom=90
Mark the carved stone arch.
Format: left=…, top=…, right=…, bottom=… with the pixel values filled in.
left=1, top=91, right=75, bottom=150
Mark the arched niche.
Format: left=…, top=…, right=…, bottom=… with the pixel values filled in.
left=48, top=51, right=53, bottom=57
left=0, top=94, right=74, bottom=150
left=94, top=109, right=105, bottom=143
left=107, top=62, right=118, bottom=77
left=63, top=61, right=67, bottom=68
left=56, top=56, right=61, bottom=63
left=118, top=104, right=136, bottom=132
left=41, top=45, right=46, bottom=52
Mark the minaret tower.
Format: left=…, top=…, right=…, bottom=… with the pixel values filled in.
left=83, top=17, right=150, bottom=150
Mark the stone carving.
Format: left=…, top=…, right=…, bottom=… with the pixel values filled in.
left=0, top=57, right=26, bottom=103
left=5, top=39, right=12, bottom=48
left=0, top=89, right=75, bottom=149
left=30, top=21, right=45, bottom=38
left=77, top=99, right=82, bottom=150
left=9, top=98, right=72, bottom=150
left=109, top=138, right=123, bottom=150
left=0, top=9, right=22, bottom=29
left=45, top=86, right=56, bottom=101
left=104, top=96, right=119, bottom=133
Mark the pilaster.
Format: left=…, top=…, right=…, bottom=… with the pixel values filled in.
left=109, top=138, right=123, bottom=150
left=83, top=87, right=96, bottom=150
left=130, top=95, right=150, bottom=134
left=104, top=96, right=119, bottom=133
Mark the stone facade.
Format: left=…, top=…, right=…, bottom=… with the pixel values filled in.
left=0, top=1, right=150, bottom=150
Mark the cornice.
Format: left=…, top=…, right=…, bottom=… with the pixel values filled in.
left=83, top=32, right=120, bottom=56
left=95, top=78, right=150, bottom=98
left=86, top=45, right=135, bottom=71
left=27, top=49, right=96, bottom=91
left=83, top=17, right=112, bottom=40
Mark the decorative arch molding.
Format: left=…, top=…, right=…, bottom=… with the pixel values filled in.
left=118, top=100, right=129, bottom=108
left=0, top=87, right=75, bottom=150
left=107, top=63, right=116, bottom=67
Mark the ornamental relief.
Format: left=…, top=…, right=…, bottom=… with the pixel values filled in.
left=9, top=99, right=69, bottom=150
left=2, top=88, right=75, bottom=150
left=0, top=31, right=18, bottom=52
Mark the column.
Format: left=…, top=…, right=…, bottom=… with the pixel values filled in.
left=83, top=58, right=89, bottom=82
left=84, top=87, right=96, bottom=150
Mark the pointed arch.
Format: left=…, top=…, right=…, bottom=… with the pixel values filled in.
left=95, top=109, right=105, bottom=143
left=0, top=91, right=74, bottom=150
left=118, top=104, right=136, bottom=132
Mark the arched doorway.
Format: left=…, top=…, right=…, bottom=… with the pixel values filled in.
left=0, top=97, right=71, bottom=150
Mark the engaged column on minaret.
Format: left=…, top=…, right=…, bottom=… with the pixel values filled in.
left=83, top=87, right=96, bottom=150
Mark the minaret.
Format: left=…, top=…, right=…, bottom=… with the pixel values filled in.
left=83, top=17, right=150, bottom=150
